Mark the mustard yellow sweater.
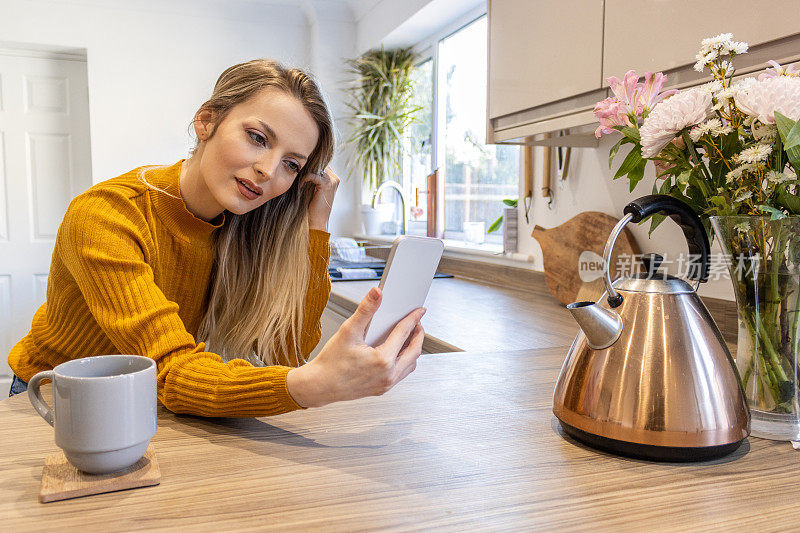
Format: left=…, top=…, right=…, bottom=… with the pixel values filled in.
left=8, top=160, right=331, bottom=417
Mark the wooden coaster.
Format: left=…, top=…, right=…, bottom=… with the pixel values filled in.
left=40, top=445, right=160, bottom=503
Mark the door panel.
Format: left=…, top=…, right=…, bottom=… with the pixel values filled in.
left=0, top=51, right=92, bottom=388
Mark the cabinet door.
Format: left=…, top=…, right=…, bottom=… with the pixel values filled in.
left=488, top=0, right=604, bottom=119
left=603, top=0, right=800, bottom=81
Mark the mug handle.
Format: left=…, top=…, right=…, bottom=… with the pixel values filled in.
left=27, top=371, right=55, bottom=427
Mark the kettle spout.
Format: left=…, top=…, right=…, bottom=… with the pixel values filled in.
left=566, top=301, right=623, bottom=350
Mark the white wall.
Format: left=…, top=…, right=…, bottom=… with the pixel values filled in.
left=0, top=0, right=361, bottom=236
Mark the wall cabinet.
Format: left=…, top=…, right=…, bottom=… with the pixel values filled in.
left=487, top=0, right=606, bottom=146
left=487, top=0, right=800, bottom=146
left=488, top=0, right=604, bottom=120
left=603, top=0, right=800, bottom=84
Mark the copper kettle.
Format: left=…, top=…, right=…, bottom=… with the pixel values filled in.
left=553, top=195, right=750, bottom=461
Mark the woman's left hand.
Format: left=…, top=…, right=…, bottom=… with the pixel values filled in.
left=302, top=166, right=339, bottom=232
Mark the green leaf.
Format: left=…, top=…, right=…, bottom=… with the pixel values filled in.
left=614, top=147, right=643, bottom=180
left=776, top=111, right=800, bottom=150
left=648, top=213, right=667, bottom=236
left=487, top=216, right=503, bottom=233
left=608, top=137, right=629, bottom=168
left=776, top=184, right=800, bottom=215
left=775, top=111, right=800, bottom=171
left=502, top=199, right=518, bottom=207
left=613, top=125, right=641, bottom=142
left=756, top=204, right=787, bottom=220
left=627, top=159, right=647, bottom=192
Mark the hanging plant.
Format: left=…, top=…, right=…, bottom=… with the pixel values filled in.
left=346, top=47, right=421, bottom=194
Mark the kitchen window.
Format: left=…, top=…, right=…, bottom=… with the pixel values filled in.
left=402, top=13, right=520, bottom=249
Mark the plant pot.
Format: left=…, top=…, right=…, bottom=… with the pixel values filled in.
left=711, top=215, right=800, bottom=441
left=502, top=206, right=518, bottom=254
left=361, top=205, right=382, bottom=235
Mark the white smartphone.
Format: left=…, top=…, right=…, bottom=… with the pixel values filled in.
left=364, top=236, right=444, bottom=347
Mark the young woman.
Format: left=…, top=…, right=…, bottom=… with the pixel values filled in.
left=7, top=59, right=426, bottom=414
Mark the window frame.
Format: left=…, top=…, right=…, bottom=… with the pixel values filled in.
left=404, top=5, right=519, bottom=247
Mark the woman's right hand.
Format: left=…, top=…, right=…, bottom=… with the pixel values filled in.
left=286, top=287, right=426, bottom=408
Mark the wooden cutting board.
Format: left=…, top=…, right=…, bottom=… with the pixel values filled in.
left=533, top=212, right=640, bottom=305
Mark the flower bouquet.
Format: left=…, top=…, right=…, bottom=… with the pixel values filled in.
left=595, top=33, right=800, bottom=439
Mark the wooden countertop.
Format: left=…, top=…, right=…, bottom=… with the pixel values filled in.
left=330, top=276, right=578, bottom=353
left=3, top=347, right=796, bottom=530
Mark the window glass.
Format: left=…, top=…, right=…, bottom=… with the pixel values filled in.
left=438, top=16, right=519, bottom=245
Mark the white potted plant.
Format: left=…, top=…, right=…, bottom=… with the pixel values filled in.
left=347, top=47, right=420, bottom=234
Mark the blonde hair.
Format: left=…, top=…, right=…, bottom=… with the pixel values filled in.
left=187, top=60, right=333, bottom=366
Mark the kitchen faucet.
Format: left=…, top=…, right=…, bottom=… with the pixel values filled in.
left=371, top=180, right=407, bottom=235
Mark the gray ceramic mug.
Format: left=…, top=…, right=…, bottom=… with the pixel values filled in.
left=28, top=355, right=157, bottom=474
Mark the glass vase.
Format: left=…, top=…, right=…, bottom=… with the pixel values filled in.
left=710, top=215, right=800, bottom=441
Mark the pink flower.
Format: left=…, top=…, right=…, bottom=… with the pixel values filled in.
left=638, top=72, right=678, bottom=113
left=594, top=97, right=632, bottom=137
left=735, top=76, right=800, bottom=124
left=607, top=70, right=641, bottom=110
left=594, top=70, right=676, bottom=138
left=640, top=87, right=713, bottom=157
left=758, top=60, right=800, bottom=81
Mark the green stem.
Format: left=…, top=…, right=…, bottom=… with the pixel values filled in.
left=741, top=308, right=784, bottom=406
left=753, top=311, right=790, bottom=383
left=681, top=130, right=714, bottom=196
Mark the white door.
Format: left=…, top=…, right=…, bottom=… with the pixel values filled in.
left=0, top=50, right=92, bottom=390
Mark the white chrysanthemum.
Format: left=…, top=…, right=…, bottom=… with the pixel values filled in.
left=734, top=77, right=759, bottom=91
left=738, top=144, right=773, bottom=163
left=727, top=41, right=749, bottom=55
left=640, top=88, right=713, bottom=157
left=716, top=87, right=737, bottom=102
left=689, top=118, right=722, bottom=141
left=765, top=170, right=795, bottom=185
left=694, top=51, right=717, bottom=72
left=713, top=124, right=734, bottom=136
left=701, top=33, right=734, bottom=52
left=735, top=76, right=800, bottom=124
left=703, top=80, right=724, bottom=94
left=752, top=122, right=777, bottom=142
left=726, top=163, right=756, bottom=182
left=734, top=190, right=753, bottom=202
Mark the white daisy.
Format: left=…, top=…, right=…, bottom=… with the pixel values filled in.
left=765, top=170, right=795, bottom=185
left=726, top=163, right=756, bottom=182
left=728, top=41, right=749, bottom=55
left=690, top=118, right=722, bottom=141
left=715, top=87, right=737, bottom=102
left=738, top=144, right=773, bottom=163
left=752, top=122, right=777, bottom=142
left=712, top=124, right=734, bottom=137
left=703, top=80, right=724, bottom=94
left=700, top=33, right=734, bottom=52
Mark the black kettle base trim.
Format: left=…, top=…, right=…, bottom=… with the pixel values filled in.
left=557, top=419, right=745, bottom=462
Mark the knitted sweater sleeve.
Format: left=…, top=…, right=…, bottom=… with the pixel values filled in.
left=58, top=191, right=330, bottom=418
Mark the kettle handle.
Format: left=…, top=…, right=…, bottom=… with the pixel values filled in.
left=623, top=195, right=711, bottom=283
left=602, top=195, right=710, bottom=308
